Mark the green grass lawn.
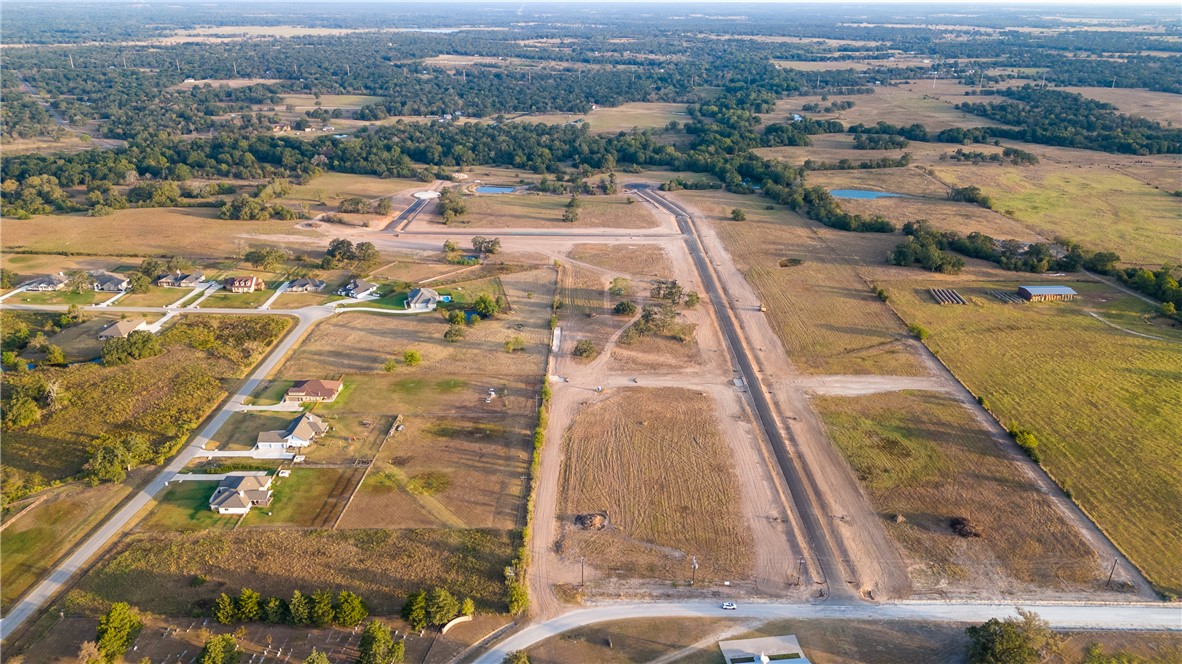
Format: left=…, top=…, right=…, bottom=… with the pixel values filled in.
left=201, top=288, right=276, bottom=309
left=888, top=277, right=1182, bottom=595
left=247, top=379, right=297, bottom=406
left=211, top=412, right=294, bottom=450
left=12, top=290, right=99, bottom=305
left=239, top=469, right=350, bottom=527
left=118, top=287, right=192, bottom=307
left=140, top=482, right=239, bottom=531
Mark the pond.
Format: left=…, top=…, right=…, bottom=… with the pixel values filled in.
left=475, top=185, right=516, bottom=194
left=829, top=189, right=903, bottom=200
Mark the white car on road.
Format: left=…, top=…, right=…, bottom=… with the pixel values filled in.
left=721, top=602, right=737, bottom=610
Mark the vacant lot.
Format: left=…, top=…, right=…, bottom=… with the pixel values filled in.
left=241, top=468, right=363, bottom=528
left=1, top=207, right=315, bottom=258
left=1061, top=86, right=1182, bottom=124
left=932, top=166, right=1181, bottom=266
left=527, top=618, right=735, bottom=664
left=814, top=391, right=1104, bottom=594
left=568, top=243, right=674, bottom=278
left=285, top=172, right=425, bottom=204
left=680, top=190, right=926, bottom=375
left=885, top=275, right=1182, bottom=595
left=512, top=102, right=687, bottom=133
left=117, top=285, right=196, bottom=308
left=38, top=315, right=124, bottom=362
left=279, top=94, right=386, bottom=111
left=559, top=388, right=753, bottom=584
left=450, top=193, right=660, bottom=230
left=770, top=86, right=1007, bottom=131
left=76, top=528, right=514, bottom=615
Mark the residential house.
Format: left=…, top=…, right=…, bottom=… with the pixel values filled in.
left=337, top=279, right=377, bottom=299
left=405, top=287, right=440, bottom=312
left=255, top=412, right=329, bottom=450
left=24, top=273, right=68, bottom=291
left=224, top=276, right=264, bottom=293
left=98, top=319, right=149, bottom=340
left=284, top=379, right=344, bottom=403
left=92, top=271, right=129, bottom=292
left=209, top=472, right=273, bottom=515
left=157, top=271, right=205, bottom=288
left=287, top=277, right=326, bottom=293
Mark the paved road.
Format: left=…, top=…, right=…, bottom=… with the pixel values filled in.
left=633, top=185, right=853, bottom=599
left=472, top=600, right=1182, bottom=663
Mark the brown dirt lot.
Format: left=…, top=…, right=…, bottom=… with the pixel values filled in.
left=558, top=388, right=754, bottom=585
left=568, top=243, right=674, bottom=278
left=813, top=391, right=1107, bottom=597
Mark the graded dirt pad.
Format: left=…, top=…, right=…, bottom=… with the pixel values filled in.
left=558, top=388, right=754, bottom=585
left=678, top=190, right=926, bottom=376
left=881, top=271, right=1182, bottom=596
left=450, top=193, right=661, bottom=230
left=76, top=528, right=515, bottom=616
left=812, top=391, right=1107, bottom=596
left=568, top=243, right=674, bottom=278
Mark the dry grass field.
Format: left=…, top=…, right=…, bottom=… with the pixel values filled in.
left=511, top=102, right=687, bottom=133
left=768, top=86, right=1008, bottom=131
left=1, top=207, right=315, bottom=258
left=1061, top=86, right=1182, bottom=124
left=451, top=193, right=660, bottom=230
left=75, top=528, right=515, bottom=616
left=278, top=94, right=386, bottom=111
left=558, top=388, right=753, bottom=584
left=814, top=391, right=1104, bottom=594
left=286, top=173, right=425, bottom=202
left=526, top=618, right=735, bottom=664
left=169, top=77, right=283, bottom=90
left=882, top=272, right=1182, bottom=595
left=679, top=190, right=926, bottom=375
left=773, top=59, right=874, bottom=71
left=932, top=166, right=1182, bottom=266
left=241, top=468, right=363, bottom=528
left=568, top=243, right=674, bottom=278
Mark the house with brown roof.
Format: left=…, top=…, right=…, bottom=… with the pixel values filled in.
left=225, top=276, right=264, bottom=293
left=255, top=412, right=329, bottom=450
left=284, top=379, right=344, bottom=403
left=98, top=319, right=150, bottom=340
left=287, top=277, right=326, bottom=293
left=209, top=472, right=273, bottom=515
left=157, top=271, right=206, bottom=288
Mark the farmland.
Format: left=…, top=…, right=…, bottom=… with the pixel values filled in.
left=813, top=391, right=1105, bottom=594
left=512, top=102, right=688, bottom=133
left=769, top=85, right=1009, bottom=131
left=558, top=388, right=753, bottom=584
left=883, top=273, right=1182, bottom=595
left=447, top=193, right=660, bottom=230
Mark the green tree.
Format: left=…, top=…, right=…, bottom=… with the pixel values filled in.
left=358, top=620, right=403, bottom=664
left=461, top=597, right=476, bottom=617
left=263, top=597, right=285, bottom=624
left=244, top=247, right=288, bottom=271
left=573, top=339, right=597, bottom=359
left=138, top=258, right=164, bottom=279
left=442, top=240, right=459, bottom=253
left=287, top=590, right=310, bottom=626
left=1162, top=302, right=1177, bottom=316
left=0, top=267, right=15, bottom=289
left=383, top=358, right=398, bottom=372
left=684, top=291, right=700, bottom=307
left=444, top=325, right=465, bottom=342
left=127, top=272, right=151, bottom=294
left=353, top=241, right=381, bottom=272
left=473, top=293, right=500, bottom=318
left=613, top=300, right=637, bottom=316
left=425, top=587, right=460, bottom=626
left=96, top=602, right=142, bottom=663
left=562, top=206, right=579, bottom=223
left=447, top=309, right=465, bottom=325
left=966, top=609, right=1060, bottom=664
left=236, top=588, right=261, bottom=622
left=303, top=650, right=330, bottom=664
left=310, top=589, right=335, bottom=627
left=504, top=335, right=525, bottom=353
left=401, top=590, right=427, bottom=632
left=376, top=198, right=393, bottom=215
left=502, top=652, right=530, bottom=664
left=403, top=350, right=422, bottom=367
left=731, top=208, right=747, bottom=221
left=44, top=344, right=66, bottom=365
left=213, top=593, right=236, bottom=624
left=66, top=270, right=95, bottom=294
left=199, top=634, right=239, bottom=664
left=334, top=590, right=368, bottom=627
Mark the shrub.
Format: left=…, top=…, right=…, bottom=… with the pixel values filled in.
left=907, top=323, right=930, bottom=341
left=403, top=350, right=422, bottom=367
left=731, top=208, right=747, bottom=221
left=613, top=300, right=637, bottom=315
left=505, top=335, right=525, bottom=353
left=573, top=339, right=597, bottom=359
left=96, top=602, right=142, bottom=663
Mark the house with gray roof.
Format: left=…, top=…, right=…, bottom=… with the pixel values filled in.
left=406, top=287, right=440, bottom=311
left=91, top=271, right=130, bottom=292
left=255, top=412, right=329, bottom=450
left=209, top=472, right=273, bottom=515
left=24, top=273, right=68, bottom=291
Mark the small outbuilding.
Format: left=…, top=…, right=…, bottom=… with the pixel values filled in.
left=1017, top=285, right=1078, bottom=302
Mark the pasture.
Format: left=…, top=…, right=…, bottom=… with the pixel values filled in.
left=769, top=85, right=1008, bottom=131
left=450, top=193, right=660, bottom=230
left=1061, top=86, right=1182, bottom=125
left=512, top=102, right=687, bottom=133
left=814, top=391, right=1105, bottom=594
left=558, top=388, right=753, bottom=584
left=883, top=274, right=1182, bottom=596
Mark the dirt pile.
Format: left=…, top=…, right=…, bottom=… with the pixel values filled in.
left=950, top=516, right=983, bottom=538
left=574, top=512, right=609, bottom=530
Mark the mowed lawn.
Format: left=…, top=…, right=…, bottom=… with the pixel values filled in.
left=887, top=278, right=1182, bottom=595
left=139, top=481, right=239, bottom=531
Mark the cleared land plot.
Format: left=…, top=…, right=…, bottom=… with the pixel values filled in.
left=6, top=288, right=100, bottom=306
left=512, top=102, right=687, bottom=133
left=527, top=618, right=734, bottom=664
left=568, top=243, right=674, bottom=278
left=814, top=391, right=1104, bottom=593
left=285, top=172, right=425, bottom=203
left=199, top=286, right=277, bottom=309
left=210, top=412, right=294, bottom=450
left=1, top=207, right=315, bottom=258
left=117, top=286, right=196, bottom=307
left=241, top=468, right=363, bottom=528
left=1061, top=86, right=1182, bottom=124
left=769, top=86, right=1008, bottom=131
left=680, top=190, right=926, bottom=375
left=933, top=166, right=1181, bottom=266
left=773, top=59, right=874, bottom=71
left=0, top=478, right=139, bottom=612
left=559, top=388, right=753, bottom=584
left=169, top=77, right=283, bottom=90
left=448, top=193, right=660, bottom=230
left=76, top=528, right=514, bottom=615
left=885, top=275, right=1182, bottom=595
left=279, top=94, right=385, bottom=111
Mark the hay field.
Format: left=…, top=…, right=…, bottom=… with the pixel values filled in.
left=932, top=166, right=1182, bottom=266
left=679, top=190, right=926, bottom=375
left=884, top=275, right=1182, bottom=595
left=1061, top=86, right=1182, bottom=124
left=558, top=388, right=753, bottom=583
left=511, top=102, right=687, bottom=133
left=814, top=391, right=1104, bottom=593
left=76, top=528, right=515, bottom=615
left=1, top=207, right=315, bottom=258
left=455, top=193, right=659, bottom=229
left=769, top=86, right=1007, bottom=131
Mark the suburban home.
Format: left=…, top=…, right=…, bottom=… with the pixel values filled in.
left=157, top=271, right=205, bottom=288
left=255, top=412, right=329, bottom=450
left=337, top=278, right=377, bottom=299
left=405, top=287, right=440, bottom=312
left=23, top=273, right=68, bottom=291
left=1018, top=285, right=1078, bottom=302
left=91, top=271, right=130, bottom=292
left=224, top=276, right=264, bottom=293
left=287, top=277, right=326, bottom=293
left=284, top=379, right=344, bottom=403
left=208, top=472, right=273, bottom=515
left=98, top=319, right=150, bottom=340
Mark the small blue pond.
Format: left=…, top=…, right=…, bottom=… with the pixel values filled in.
left=829, top=189, right=903, bottom=200
left=476, top=185, right=516, bottom=194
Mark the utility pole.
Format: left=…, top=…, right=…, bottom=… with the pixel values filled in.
left=1105, top=557, right=1118, bottom=589
left=68, top=53, right=75, bottom=69
left=580, top=556, right=586, bottom=587
left=797, top=556, right=805, bottom=584
left=691, top=556, right=699, bottom=587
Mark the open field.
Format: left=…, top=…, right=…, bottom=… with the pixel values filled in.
left=882, top=272, right=1182, bottom=595
left=768, top=86, right=1009, bottom=131
left=1, top=253, right=127, bottom=277
left=568, top=243, right=674, bottom=278
left=199, top=286, right=276, bottom=308
left=680, top=190, right=926, bottom=375
left=814, top=391, right=1105, bottom=594
left=0, top=477, right=141, bottom=612
left=1061, top=86, right=1182, bottom=124
left=75, top=528, right=515, bottom=615
left=526, top=618, right=735, bottom=664
left=241, top=468, right=363, bottom=528
left=512, top=102, right=687, bottom=133
left=279, top=94, right=386, bottom=111
left=442, top=193, right=660, bottom=230
left=1, top=207, right=315, bottom=258
left=558, top=388, right=753, bottom=584
left=117, top=286, right=197, bottom=308
left=932, top=166, right=1182, bottom=266
left=6, top=289, right=101, bottom=306
left=773, top=59, right=874, bottom=71
left=169, top=77, right=283, bottom=90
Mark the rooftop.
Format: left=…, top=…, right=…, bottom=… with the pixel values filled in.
left=1019, top=285, right=1078, bottom=295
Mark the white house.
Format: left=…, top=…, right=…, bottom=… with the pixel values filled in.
left=337, top=279, right=377, bottom=299
left=255, top=412, right=329, bottom=450
left=209, top=472, right=273, bottom=515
